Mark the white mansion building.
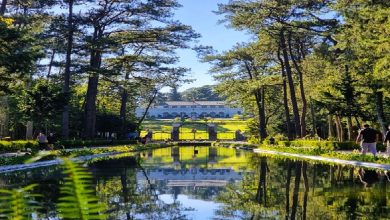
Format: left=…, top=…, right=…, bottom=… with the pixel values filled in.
left=136, top=101, right=243, bottom=119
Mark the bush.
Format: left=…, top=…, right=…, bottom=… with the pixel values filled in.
left=58, top=139, right=137, bottom=148
left=276, top=140, right=361, bottom=151
left=0, top=140, right=39, bottom=153
left=0, top=139, right=138, bottom=153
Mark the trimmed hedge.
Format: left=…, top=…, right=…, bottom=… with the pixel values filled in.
left=0, top=141, right=39, bottom=153
left=0, top=139, right=138, bottom=153
left=58, top=140, right=138, bottom=148
left=276, top=140, right=386, bottom=151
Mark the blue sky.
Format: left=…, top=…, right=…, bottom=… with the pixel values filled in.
left=173, top=0, right=251, bottom=91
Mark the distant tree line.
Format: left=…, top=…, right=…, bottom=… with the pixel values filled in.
left=156, top=85, right=224, bottom=103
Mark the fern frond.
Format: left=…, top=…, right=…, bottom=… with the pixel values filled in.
left=0, top=184, right=40, bottom=220
left=57, top=159, right=107, bottom=220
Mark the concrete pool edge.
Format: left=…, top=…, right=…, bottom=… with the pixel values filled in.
left=253, top=148, right=390, bottom=170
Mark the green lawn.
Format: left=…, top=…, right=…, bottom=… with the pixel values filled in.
left=140, top=119, right=248, bottom=140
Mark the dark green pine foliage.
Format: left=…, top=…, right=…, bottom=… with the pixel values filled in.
left=15, top=79, right=66, bottom=130
left=318, top=68, right=363, bottom=119
left=0, top=20, right=43, bottom=94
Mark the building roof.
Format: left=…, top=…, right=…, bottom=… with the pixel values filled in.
left=164, top=101, right=225, bottom=106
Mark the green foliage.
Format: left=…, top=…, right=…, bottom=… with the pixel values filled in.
left=57, top=159, right=106, bottom=219
left=0, top=140, right=38, bottom=153
left=277, top=140, right=359, bottom=151
left=257, top=145, right=390, bottom=165
left=14, top=79, right=66, bottom=125
left=59, top=140, right=137, bottom=149
left=180, top=85, right=223, bottom=101
left=0, top=184, right=40, bottom=220
left=0, top=17, right=44, bottom=94
left=0, top=158, right=108, bottom=219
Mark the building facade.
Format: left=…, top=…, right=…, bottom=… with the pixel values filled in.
left=136, top=101, right=242, bottom=119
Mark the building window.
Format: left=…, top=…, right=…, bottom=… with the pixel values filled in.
left=172, top=106, right=177, bottom=108
left=164, top=106, right=168, bottom=108
left=202, top=106, right=207, bottom=108
left=219, top=106, right=224, bottom=108
left=181, top=106, right=186, bottom=108
left=210, top=105, right=216, bottom=108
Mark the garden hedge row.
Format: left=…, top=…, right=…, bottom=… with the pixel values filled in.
left=276, top=140, right=386, bottom=151
left=0, top=141, right=39, bottom=153
left=0, top=139, right=138, bottom=153
left=58, top=139, right=137, bottom=148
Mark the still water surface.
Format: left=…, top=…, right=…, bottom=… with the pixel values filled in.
left=1, top=146, right=389, bottom=219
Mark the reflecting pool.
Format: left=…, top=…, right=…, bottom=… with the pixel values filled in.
left=0, top=146, right=389, bottom=219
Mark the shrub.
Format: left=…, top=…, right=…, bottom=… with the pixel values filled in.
left=0, top=139, right=137, bottom=153
left=58, top=139, right=137, bottom=148
left=0, top=141, right=39, bottom=153
left=276, top=140, right=361, bottom=151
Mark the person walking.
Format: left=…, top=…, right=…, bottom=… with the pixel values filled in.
left=37, top=132, right=48, bottom=150
left=145, top=129, right=153, bottom=144
left=47, top=133, right=56, bottom=150
left=384, top=125, right=390, bottom=156
left=356, top=124, right=380, bottom=156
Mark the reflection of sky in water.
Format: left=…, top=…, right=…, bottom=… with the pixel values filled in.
left=159, top=194, right=222, bottom=220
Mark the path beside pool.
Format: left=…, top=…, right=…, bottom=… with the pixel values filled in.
left=254, top=148, right=390, bottom=170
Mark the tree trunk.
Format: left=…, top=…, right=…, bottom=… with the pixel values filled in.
left=288, top=32, right=307, bottom=137
left=137, top=89, right=158, bottom=131
left=255, top=88, right=267, bottom=141
left=290, top=162, right=302, bottom=220
left=335, top=115, right=344, bottom=142
left=0, top=0, right=7, bottom=15
left=302, top=162, right=309, bottom=220
left=285, top=161, right=292, bottom=219
left=84, top=27, right=102, bottom=139
left=120, top=88, right=128, bottom=136
left=244, top=61, right=268, bottom=141
left=310, top=100, right=317, bottom=137
left=375, top=91, right=386, bottom=135
left=61, top=0, right=74, bottom=139
left=277, top=47, right=292, bottom=140
left=47, top=49, right=56, bottom=78
left=85, top=75, right=99, bottom=138
left=255, top=157, right=267, bottom=205
left=328, top=115, right=334, bottom=139
left=347, top=116, right=353, bottom=141
left=280, top=30, right=301, bottom=138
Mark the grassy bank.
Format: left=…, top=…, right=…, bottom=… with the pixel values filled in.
left=213, top=141, right=390, bottom=165
left=256, top=145, right=390, bottom=165
left=0, top=142, right=173, bottom=166
left=0, top=140, right=138, bottom=153
left=140, top=118, right=248, bottom=140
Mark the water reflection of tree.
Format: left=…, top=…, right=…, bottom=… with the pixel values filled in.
left=216, top=155, right=390, bottom=219
left=91, top=156, right=189, bottom=219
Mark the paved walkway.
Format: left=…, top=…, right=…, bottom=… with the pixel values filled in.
left=253, top=149, right=390, bottom=170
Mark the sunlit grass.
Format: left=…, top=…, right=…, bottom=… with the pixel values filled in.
left=140, top=119, right=248, bottom=140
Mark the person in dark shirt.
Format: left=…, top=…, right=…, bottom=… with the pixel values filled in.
left=384, top=125, right=390, bottom=155
left=356, top=124, right=380, bottom=156
left=47, top=133, right=56, bottom=150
